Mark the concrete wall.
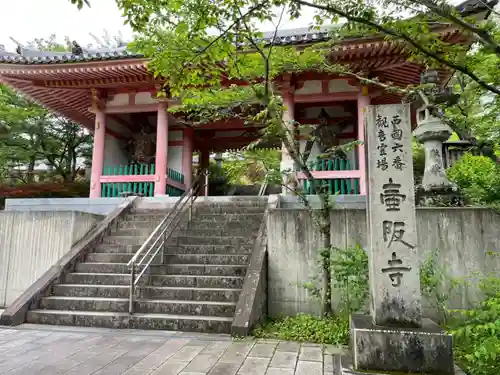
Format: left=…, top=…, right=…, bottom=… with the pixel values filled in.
left=5, top=197, right=128, bottom=215
left=0, top=211, right=101, bottom=307
left=267, top=207, right=500, bottom=317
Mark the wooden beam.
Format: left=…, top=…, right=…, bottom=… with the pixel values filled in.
left=294, top=92, right=358, bottom=104
left=93, top=103, right=159, bottom=114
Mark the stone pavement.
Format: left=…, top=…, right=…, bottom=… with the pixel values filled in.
left=0, top=324, right=344, bottom=375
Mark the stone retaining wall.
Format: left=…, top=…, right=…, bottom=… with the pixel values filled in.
left=0, top=211, right=101, bottom=307
left=267, top=207, right=500, bottom=318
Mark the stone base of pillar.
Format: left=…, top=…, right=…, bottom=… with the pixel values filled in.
left=345, top=315, right=454, bottom=374
left=416, top=184, right=463, bottom=207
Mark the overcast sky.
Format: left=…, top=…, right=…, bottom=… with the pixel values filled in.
left=0, top=0, right=132, bottom=50
left=0, top=0, right=321, bottom=52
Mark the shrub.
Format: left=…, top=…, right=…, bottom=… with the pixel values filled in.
left=413, top=140, right=426, bottom=185
left=0, top=181, right=90, bottom=208
left=447, top=154, right=500, bottom=205
left=448, top=277, right=500, bottom=375
left=207, top=163, right=231, bottom=196
left=331, top=245, right=370, bottom=315
left=253, top=314, right=349, bottom=345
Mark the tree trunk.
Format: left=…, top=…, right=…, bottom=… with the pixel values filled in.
left=319, top=205, right=333, bottom=317
left=27, top=158, right=35, bottom=183
left=321, top=229, right=332, bottom=316
left=69, top=146, right=77, bottom=182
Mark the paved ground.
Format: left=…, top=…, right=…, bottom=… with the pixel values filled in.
left=0, top=324, right=344, bottom=375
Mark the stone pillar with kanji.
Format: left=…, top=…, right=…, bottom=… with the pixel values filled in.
left=344, top=104, right=455, bottom=375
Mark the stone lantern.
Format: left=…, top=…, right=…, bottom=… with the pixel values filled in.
left=412, top=70, right=460, bottom=205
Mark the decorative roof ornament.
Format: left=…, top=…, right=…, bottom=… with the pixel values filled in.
left=72, top=41, right=83, bottom=56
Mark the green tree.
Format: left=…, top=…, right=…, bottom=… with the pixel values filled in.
left=222, top=149, right=280, bottom=185
left=447, top=153, right=500, bottom=205
left=0, top=37, right=93, bottom=184
left=0, top=84, right=92, bottom=183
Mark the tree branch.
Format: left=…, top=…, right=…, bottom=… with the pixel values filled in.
left=293, top=0, right=500, bottom=96
left=411, top=0, right=500, bottom=55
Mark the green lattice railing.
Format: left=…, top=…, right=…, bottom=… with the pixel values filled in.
left=302, top=158, right=360, bottom=195
left=100, top=163, right=185, bottom=197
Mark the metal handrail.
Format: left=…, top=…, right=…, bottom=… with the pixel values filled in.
left=127, top=169, right=209, bottom=314
left=258, top=173, right=269, bottom=196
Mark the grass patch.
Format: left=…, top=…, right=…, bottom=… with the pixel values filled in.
left=252, top=314, right=349, bottom=345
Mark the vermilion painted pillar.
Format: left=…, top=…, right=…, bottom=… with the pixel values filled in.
left=182, top=128, right=194, bottom=189
left=357, top=87, right=370, bottom=195
left=154, top=101, right=169, bottom=196
left=89, top=110, right=106, bottom=198
left=281, top=93, right=295, bottom=195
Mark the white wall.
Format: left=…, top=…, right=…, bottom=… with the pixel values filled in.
left=0, top=211, right=100, bottom=307
left=168, top=146, right=183, bottom=173
left=103, top=134, right=128, bottom=169
left=167, top=130, right=184, bottom=173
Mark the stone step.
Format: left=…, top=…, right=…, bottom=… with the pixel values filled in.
left=101, top=235, right=162, bottom=246
left=64, top=273, right=244, bottom=288
left=165, top=264, right=247, bottom=277
left=75, top=262, right=247, bottom=277
left=164, top=254, right=250, bottom=265
left=124, top=213, right=170, bottom=221
left=91, top=242, right=254, bottom=255
left=129, top=201, right=267, bottom=215
left=86, top=252, right=135, bottom=262
left=192, top=206, right=266, bottom=215
left=92, top=243, right=140, bottom=254
left=124, top=211, right=264, bottom=223
left=38, top=296, right=236, bottom=317
left=116, top=220, right=261, bottom=231
left=102, top=235, right=254, bottom=247
left=174, top=236, right=254, bottom=246
left=26, top=310, right=232, bottom=333
left=190, top=213, right=264, bottom=223
left=52, top=284, right=242, bottom=302
left=89, top=243, right=253, bottom=260
left=167, top=244, right=253, bottom=255
left=111, top=226, right=260, bottom=238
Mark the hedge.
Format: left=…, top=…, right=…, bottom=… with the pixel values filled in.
left=0, top=181, right=89, bottom=209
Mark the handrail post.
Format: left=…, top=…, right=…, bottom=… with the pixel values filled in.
left=188, top=194, right=193, bottom=225
left=204, top=170, right=209, bottom=197
left=129, top=264, right=135, bottom=314
left=161, top=230, right=166, bottom=265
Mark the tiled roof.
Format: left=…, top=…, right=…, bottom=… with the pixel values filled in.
left=260, top=26, right=332, bottom=46
left=0, top=28, right=335, bottom=65
left=0, top=0, right=495, bottom=65
left=0, top=45, right=144, bottom=65
left=458, top=0, right=499, bottom=15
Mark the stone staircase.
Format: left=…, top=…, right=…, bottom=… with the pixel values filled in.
left=26, top=197, right=268, bottom=333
